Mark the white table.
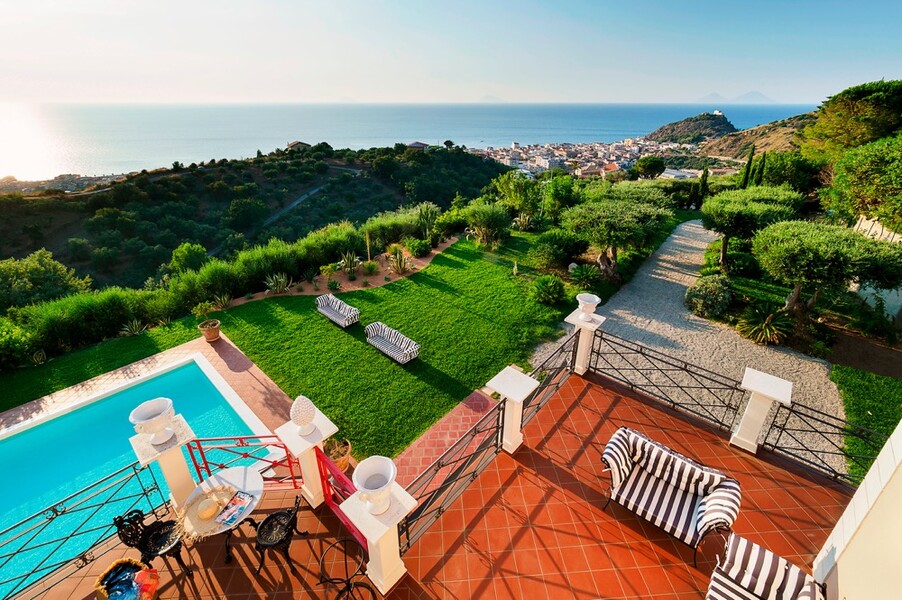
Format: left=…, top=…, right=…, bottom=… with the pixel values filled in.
left=184, top=466, right=265, bottom=562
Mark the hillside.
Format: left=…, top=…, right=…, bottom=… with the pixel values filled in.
left=646, top=112, right=738, bottom=144
left=700, top=112, right=816, bottom=159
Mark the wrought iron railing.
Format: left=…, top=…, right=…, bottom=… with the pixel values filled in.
left=762, top=401, right=889, bottom=486
left=522, top=331, right=578, bottom=426
left=186, top=435, right=302, bottom=490
left=398, top=401, right=504, bottom=554
left=0, top=461, right=166, bottom=600
left=588, top=330, right=744, bottom=431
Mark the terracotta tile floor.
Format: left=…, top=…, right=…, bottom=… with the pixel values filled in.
left=18, top=371, right=852, bottom=599
left=391, top=374, right=852, bottom=599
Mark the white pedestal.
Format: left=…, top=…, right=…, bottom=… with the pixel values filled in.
left=730, top=368, right=793, bottom=453
left=485, top=366, right=540, bottom=453
left=129, top=414, right=196, bottom=509
left=274, top=408, right=338, bottom=508
left=564, top=309, right=606, bottom=375
left=341, top=483, right=417, bottom=595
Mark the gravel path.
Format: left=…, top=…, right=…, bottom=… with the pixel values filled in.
left=532, top=220, right=844, bottom=421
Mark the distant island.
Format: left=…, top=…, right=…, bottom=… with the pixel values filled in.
left=645, top=111, right=738, bottom=144
left=697, top=91, right=777, bottom=104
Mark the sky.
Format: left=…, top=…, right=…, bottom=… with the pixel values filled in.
left=1, top=0, right=900, bottom=104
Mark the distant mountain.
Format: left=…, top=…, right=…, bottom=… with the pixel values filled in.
left=696, top=91, right=777, bottom=104
left=700, top=112, right=817, bottom=159
left=646, top=112, right=738, bottom=144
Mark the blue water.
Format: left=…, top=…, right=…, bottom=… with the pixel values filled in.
left=2, top=103, right=815, bottom=180
left=0, top=362, right=255, bottom=596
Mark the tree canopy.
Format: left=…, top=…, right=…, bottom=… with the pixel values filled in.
left=633, top=155, right=666, bottom=180
left=799, top=79, right=902, bottom=162
left=828, top=135, right=902, bottom=231
left=0, top=250, right=92, bottom=313
left=168, top=242, right=209, bottom=273
left=562, top=198, right=671, bottom=281
left=700, top=187, right=802, bottom=266
left=493, top=171, right=540, bottom=216
left=753, top=220, right=902, bottom=313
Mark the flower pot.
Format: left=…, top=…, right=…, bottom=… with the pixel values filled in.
left=352, top=456, right=397, bottom=515
left=576, top=293, right=601, bottom=322
left=198, top=319, right=221, bottom=342
left=129, top=397, right=175, bottom=444
left=324, top=438, right=352, bottom=472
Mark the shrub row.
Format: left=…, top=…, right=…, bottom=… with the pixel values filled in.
left=0, top=214, right=434, bottom=370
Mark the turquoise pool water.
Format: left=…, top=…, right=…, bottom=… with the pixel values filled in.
left=0, top=360, right=259, bottom=597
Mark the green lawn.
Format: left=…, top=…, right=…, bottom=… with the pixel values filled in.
left=1, top=241, right=565, bottom=457
left=831, top=365, right=902, bottom=481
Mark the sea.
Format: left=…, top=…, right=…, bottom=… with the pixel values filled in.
left=0, top=103, right=815, bottom=181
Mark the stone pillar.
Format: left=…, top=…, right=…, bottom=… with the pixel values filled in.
left=485, top=366, right=540, bottom=453
left=563, top=308, right=606, bottom=375
left=129, top=415, right=196, bottom=510
left=341, top=483, right=417, bottom=595
left=730, top=367, right=793, bottom=453
left=275, top=408, right=339, bottom=508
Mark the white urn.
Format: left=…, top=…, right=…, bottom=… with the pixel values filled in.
left=352, top=456, right=397, bottom=515
left=576, top=293, right=601, bottom=322
left=129, top=397, right=176, bottom=445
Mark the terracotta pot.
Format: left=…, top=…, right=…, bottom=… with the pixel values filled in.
left=198, top=319, right=221, bottom=342
left=324, top=438, right=352, bottom=472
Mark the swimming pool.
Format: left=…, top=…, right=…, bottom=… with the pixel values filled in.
left=0, top=354, right=270, bottom=596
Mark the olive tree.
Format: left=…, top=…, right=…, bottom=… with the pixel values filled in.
left=701, top=187, right=802, bottom=268
left=753, top=221, right=902, bottom=314
left=829, top=135, right=902, bottom=231
left=562, top=199, right=671, bottom=282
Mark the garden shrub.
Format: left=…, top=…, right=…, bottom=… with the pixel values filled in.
left=684, top=275, right=732, bottom=319
left=532, top=275, right=565, bottom=305
left=433, top=207, right=467, bottom=237
left=529, top=229, right=589, bottom=270
left=737, top=303, right=793, bottom=345
left=360, top=208, right=420, bottom=252
left=463, top=203, right=510, bottom=247
left=404, top=237, right=431, bottom=258
left=570, top=264, right=600, bottom=288
left=0, top=318, right=33, bottom=370
left=362, top=261, right=379, bottom=276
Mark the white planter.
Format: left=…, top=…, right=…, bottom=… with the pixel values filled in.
left=576, top=293, right=601, bottom=322
left=129, top=397, right=176, bottom=445
left=352, top=456, right=397, bottom=515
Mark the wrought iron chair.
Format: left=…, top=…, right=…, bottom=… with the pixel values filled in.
left=112, top=510, right=192, bottom=575
left=319, top=537, right=375, bottom=600
left=250, top=494, right=308, bottom=573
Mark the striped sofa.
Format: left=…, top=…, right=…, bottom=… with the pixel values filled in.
left=601, top=427, right=742, bottom=563
left=316, top=294, right=360, bottom=328
left=365, top=322, right=420, bottom=364
left=707, top=533, right=825, bottom=600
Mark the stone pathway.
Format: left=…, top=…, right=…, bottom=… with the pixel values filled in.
left=533, top=220, right=844, bottom=419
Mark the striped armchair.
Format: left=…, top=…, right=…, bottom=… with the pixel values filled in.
left=707, top=533, right=825, bottom=600
left=601, top=427, right=742, bottom=564
left=315, top=294, right=360, bottom=328
left=364, top=322, right=420, bottom=364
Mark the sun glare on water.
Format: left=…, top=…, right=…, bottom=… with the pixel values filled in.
left=0, top=104, right=68, bottom=181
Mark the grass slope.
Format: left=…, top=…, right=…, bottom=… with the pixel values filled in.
left=831, top=365, right=902, bottom=481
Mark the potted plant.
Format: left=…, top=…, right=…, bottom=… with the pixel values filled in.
left=323, top=437, right=352, bottom=472
left=193, top=301, right=220, bottom=342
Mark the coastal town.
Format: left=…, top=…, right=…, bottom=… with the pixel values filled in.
left=468, top=137, right=733, bottom=179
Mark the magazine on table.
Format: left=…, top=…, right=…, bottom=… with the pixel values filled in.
left=215, top=491, right=254, bottom=526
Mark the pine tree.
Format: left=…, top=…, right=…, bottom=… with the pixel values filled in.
left=753, top=152, right=767, bottom=186
left=740, top=144, right=756, bottom=189
left=698, top=166, right=710, bottom=207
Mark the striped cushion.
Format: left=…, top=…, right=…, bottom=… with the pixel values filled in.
left=627, top=428, right=726, bottom=495
left=706, top=569, right=762, bottom=600
left=697, top=478, right=742, bottom=540
left=601, top=427, right=633, bottom=489
left=613, top=463, right=703, bottom=547
left=715, top=534, right=823, bottom=600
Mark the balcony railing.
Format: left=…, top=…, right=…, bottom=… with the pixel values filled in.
left=522, top=331, right=578, bottom=427
left=588, top=330, right=744, bottom=431
left=0, top=462, right=165, bottom=600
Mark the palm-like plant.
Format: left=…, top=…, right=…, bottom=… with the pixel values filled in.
left=387, top=247, right=411, bottom=274
left=737, top=303, right=793, bottom=345
left=570, top=264, right=600, bottom=288
left=339, top=250, right=361, bottom=275
left=120, top=319, right=147, bottom=337
left=264, top=272, right=294, bottom=294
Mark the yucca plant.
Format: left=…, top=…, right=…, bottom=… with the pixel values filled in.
left=120, top=319, right=147, bottom=337
left=264, top=272, right=294, bottom=294
left=339, top=250, right=361, bottom=275
left=512, top=213, right=533, bottom=232
left=737, top=303, right=793, bottom=345
left=157, top=316, right=172, bottom=327
left=302, top=266, right=319, bottom=283
left=212, top=293, right=232, bottom=310
left=570, top=264, right=600, bottom=289
left=387, top=247, right=411, bottom=274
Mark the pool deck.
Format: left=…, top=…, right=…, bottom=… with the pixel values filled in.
left=0, top=334, right=294, bottom=435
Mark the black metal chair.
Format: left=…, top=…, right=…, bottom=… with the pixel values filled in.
left=113, top=510, right=192, bottom=575
left=319, top=537, right=375, bottom=600
left=250, top=494, right=307, bottom=573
